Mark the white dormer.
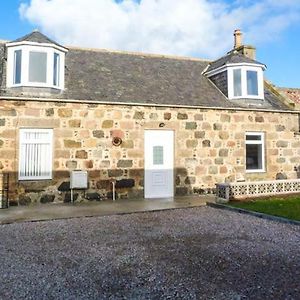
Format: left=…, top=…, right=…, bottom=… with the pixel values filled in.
left=227, top=64, right=265, bottom=100
left=6, top=31, right=68, bottom=90
left=204, top=29, right=267, bottom=102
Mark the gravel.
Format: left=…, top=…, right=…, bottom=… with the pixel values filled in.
left=0, top=206, right=299, bottom=299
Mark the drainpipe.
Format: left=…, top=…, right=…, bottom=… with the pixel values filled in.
left=111, top=179, right=116, bottom=201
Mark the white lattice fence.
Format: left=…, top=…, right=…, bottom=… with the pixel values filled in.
left=216, top=179, right=300, bottom=201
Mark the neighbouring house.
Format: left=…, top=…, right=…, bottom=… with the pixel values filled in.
left=277, top=88, right=300, bottom=109
left=0, top=29, right=300, bottom=205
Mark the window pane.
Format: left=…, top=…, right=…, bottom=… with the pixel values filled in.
left=14, top=50, right=22, bottom=84
left=246, top=144, right=262, bottom=170
left=29, top=51, right=47, bottom=83
left=247, top=70, right=258, bottom=95
left=53, top=53, right=60, bottom=86
left=246, top=135, right=261, bottom=141
left=153, top=146, right=164, bottom=165
left=233, top=69, right=242, bottom=97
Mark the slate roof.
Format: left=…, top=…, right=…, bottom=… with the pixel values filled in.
left=9, top=30, right=67, bottom=50
left=62, top=48, right=234, bottom=107
left=0, top=37, right=290, bottom=111
left=205, top=51, right=265, bottom=73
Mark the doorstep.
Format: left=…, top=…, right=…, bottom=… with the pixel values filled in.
left=0, top=195, right=215, bottom=225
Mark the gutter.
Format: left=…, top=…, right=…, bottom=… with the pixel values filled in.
left=1, top=95, right=300, bottom=114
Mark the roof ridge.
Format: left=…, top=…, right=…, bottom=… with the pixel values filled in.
left=208, top=52, right=231, bottom=65
left=278, top=87, right=300, bottom=91
left=209, top=50, right=249, bottom=65
left=1, top=34, right=210, bottom=63
left=67, top=45, right=211, bottom=62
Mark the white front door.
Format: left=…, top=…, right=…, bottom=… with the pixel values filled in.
left=144, top=130, right=174, bottom=198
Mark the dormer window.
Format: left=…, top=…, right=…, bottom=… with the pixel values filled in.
left=7, top=46, right=65, bottom=89
left=29, top=51, right=47, bottom=83
left=6, top=31, right=68, bottom=90
left=246, top=70, right=258, bottom=95
left=204, top=30, right=267, bottom=103
left=13, top=50, right=22, bottom=84
left=229, top=65, right=263, bottom=99
left=233, top=69, right=242, bottom=96
left=53, top=53, right=60, bottom=86
left=234, top=68, right=260, bottom=97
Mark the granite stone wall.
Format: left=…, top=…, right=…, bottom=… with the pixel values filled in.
left=1, top=99, right=300, bottom=205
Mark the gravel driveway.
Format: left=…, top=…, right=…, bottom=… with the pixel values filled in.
left=0, top=206, right=299, bottom=299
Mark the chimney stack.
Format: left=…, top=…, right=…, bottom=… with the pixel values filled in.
left=234, top=29, right=242, bottom=49
left=232, top=29, right=256, bottom=60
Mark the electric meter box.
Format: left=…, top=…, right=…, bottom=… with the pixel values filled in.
left=70, top=170, right=88, bottom=189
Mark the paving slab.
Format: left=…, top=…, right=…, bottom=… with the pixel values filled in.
left=0, top=195, right=214, bottom=224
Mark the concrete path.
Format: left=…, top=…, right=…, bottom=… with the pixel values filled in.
left=0, top=195, right=214, bottom=224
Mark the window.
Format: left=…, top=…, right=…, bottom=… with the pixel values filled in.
left=53, top=52, right=60, bottom=86
left=228, top=66, right=264, bottom=100
left=247, top=70, right=258, bottom=96
left=6, top=44, right=66, bottom=89
left=13, top=50, right=22, bottom=84
left=245, top=132, right=265, bottom=172
left=19, top=129, right=53, bottom=180
left=233, top=69, right=242, bottom=97
left=153, top=146, right=164, bottom=165
left=29, top=51, right=47, bottom=83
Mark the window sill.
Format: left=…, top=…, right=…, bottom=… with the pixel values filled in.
left=6, top=86, right=64, bottom=97
left=8, top=83, right=62, bottom=90
left=19, top=177, right=52, bottom=181
left=245, top=169, right=266, bottom=173
left=229, top=95, right=264, bottom=100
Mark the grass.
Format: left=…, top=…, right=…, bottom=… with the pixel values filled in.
left=228, top=196, right=300, bottom=221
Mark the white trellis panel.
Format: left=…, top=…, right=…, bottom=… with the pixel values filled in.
left=216, top=179, right=300, bottom=201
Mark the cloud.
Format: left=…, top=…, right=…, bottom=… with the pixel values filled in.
left=19, top=0, right=300, bottom=59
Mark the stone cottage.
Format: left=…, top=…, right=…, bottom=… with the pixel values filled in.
left=0, top=29, right=299, bottom=205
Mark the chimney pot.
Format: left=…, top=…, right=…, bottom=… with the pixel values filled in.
left=234, top=29, right=242, bottom=49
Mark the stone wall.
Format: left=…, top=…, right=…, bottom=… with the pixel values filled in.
left=1, top=99, right=300, bottom=205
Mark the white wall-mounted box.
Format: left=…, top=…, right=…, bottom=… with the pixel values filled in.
left=70, top=170, right=88, bottom=189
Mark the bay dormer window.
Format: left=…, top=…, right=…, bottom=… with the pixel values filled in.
left=6, top=35, right=67, bottom=90
left=228, top=65, right=264, bottom=99
left=204, top=30, right=267, bottom=103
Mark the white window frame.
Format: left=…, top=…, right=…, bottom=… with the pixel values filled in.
left=6, top=44, right=65, bottom=90
left=228, top=65, right=264, bottom=100
left=245, top=132, right=265, bottom=173
left=53, top=52, right=60, bottom=87
left=19, top=128, right=53, bottom=180
left=13, top=49, right=22, bottom=84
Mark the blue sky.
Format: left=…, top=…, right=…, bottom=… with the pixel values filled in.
left=0, top=0, right=299, bottom=88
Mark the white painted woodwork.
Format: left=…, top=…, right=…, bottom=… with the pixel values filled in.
left=144, top=130, right=174, bottom=198
left=19, top=128, right=53, bottom=180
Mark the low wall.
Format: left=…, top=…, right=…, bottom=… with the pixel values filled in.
left=216, top=179, right=300, bottom=201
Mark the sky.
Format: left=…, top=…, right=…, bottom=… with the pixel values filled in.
left=0, top=0, right=299, bottom=88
